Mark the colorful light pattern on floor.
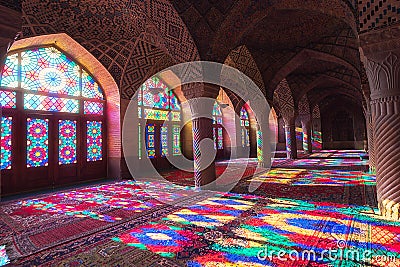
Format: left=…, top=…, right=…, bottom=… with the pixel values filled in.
left=14, top=180, right=194, bottom=223
left=0, top=245, right=10, bottom=266
left=250, top=168, right=375, bottom=186
left=111, top=191, right=400, bottom=266
left=4, top=151, right=399, bottom=266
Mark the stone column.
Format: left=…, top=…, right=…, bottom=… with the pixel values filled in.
left=284, top=117, right=297, bottom=159
left=300, top=116, right=313, bottom=154
left=183, top=83, right=219, bottom=189
left=0, top=4, right=22, bottom=70
left=361, top=28, right=400, bottom=219
left=256, top=111, right=272, bottom=168
left=365, top=109, right=376, bottom=172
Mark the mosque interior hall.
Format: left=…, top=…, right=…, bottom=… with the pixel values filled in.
left=1, top=0, right=400, bottom=266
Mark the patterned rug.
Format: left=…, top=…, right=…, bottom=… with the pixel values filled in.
left=2, top=151, right=397, bottom=266
left=2, top=181, right=399, bottom=266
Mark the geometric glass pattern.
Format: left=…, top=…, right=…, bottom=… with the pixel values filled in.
left=20, top=47, right=80, bottom=96
left=257, top=130, right=263, bottom=162
left=170, top=111, right=181, bottom=122
left=241, top=128, right=250, bottom=147
left=24, top=93, right=79, bottom=113
left=240, top=106, right=250, bottom=127
left=146, top=124, right=156, bottom=158
left=240, top=106, right=250, bottom=147
left=144, top=109, right=169, bottom=121
left=84, top=101, right=103, bottom=115
left=87, top=121, right=102, bottom=162
left=82, top=70, right=103, bottom=100
left=217, top=127, right=223, bottom=149
left=140, top=76, right=170, bottom=109
left=213, top=102, right=223, bottom=150
left=0, top=90, right=16, bottom=108
left=1, top=46, right=104, bottom=112
left=161, top=126, right=168, bottom=157
left=1, top=117, right=12, bottom=169
left=27, top=118, right=49, bottom=168
left=138, top=76, right=181, bottom=158
left=0, top=54, right=19, bottom=88
left=59, top=120, right=77, bottom=165
left=173, top=125, right=181, bottom=156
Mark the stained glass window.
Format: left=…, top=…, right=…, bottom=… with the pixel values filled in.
left=0, top=90, right=16, bottom=108
left=82, top=70, right=104, bottom=100
left=161, top=126, right=168, bottom=157
left=0, top=54, right=19, bottom=88
left=87, top=121, right=102, bottom=162
left=20, top=47, right=80, bottom=96
left=138, top=76, right=181, bottom=158
left=257, top=130, right=263, bottom=162
left=144, top=109, right=169, bottom=121
left=84, top=101, right=104, bottom=115
left=146, top=124, right=156, bottom=158
left=1, top=117, right=12, bottom=169
left=24, top=94, right=79, bottom=113
left=213, top=102, right=223, bottom=150
left=59, top=120, right=77, bottom=165
left=173, top=125, right=181, bottom=156
left=1, top=46, right=105, bottom=112
left=0, top=45, right=106, bottom=172
left=27, top=118, right=49, bottom=168
left=240, top=106, right=250, bottom=147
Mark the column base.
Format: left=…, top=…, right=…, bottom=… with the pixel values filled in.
left=379, top=200, right=400, bottom=221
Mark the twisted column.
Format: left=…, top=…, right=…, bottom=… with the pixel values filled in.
left=183, top=83, right=219, bottom=189
left=284, top=118, right=297, bottom=159
left=192, top=115, right=216, bottom=187
left=366, top=110, right=376, bottom=173
left=362, top=45, right=400, bottom=219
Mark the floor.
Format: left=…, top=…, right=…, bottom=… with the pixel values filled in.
left=1, top=150, right=399, bottom=266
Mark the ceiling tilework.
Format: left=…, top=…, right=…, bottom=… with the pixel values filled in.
left=21, top=0, right=199, bottom=99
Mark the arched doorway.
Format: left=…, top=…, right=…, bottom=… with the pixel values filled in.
left=1, top=46, right=106, bottom=194
left=213, top=102, right=224, bottom=158
left=137, top=76, right=182, bottom=169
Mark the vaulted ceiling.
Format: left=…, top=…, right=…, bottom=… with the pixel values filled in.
left=2, top=0, right=400, bottom=113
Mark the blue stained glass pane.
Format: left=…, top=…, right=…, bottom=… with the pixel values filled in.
left=20, top=47, right=80, bottom=96
left=24, top=94, right=79, bottom=113
left=0, top=90, right=16, bottom=108
left=82, top=70, right=104, bottom=100
left=0, top=53, right=19, bottom=88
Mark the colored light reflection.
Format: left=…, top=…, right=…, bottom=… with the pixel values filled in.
left=250, top=168, right=375, bottom=186
left=14, top=180, right=193, bottom=222
left=111, top=189, right=400, bottom=266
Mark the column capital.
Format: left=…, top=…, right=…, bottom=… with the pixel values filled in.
left=181, top=82, right=219, bottom=100
left=364, top=50, right=400, bottom=100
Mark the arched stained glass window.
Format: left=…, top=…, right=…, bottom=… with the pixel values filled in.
left=138, top=76, right=181, bottom=159
left=213, top=102, right=223, bottom=150
left=0, top=45, right=106, bottom=186
left=240, top=106, right=250, bottom=147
